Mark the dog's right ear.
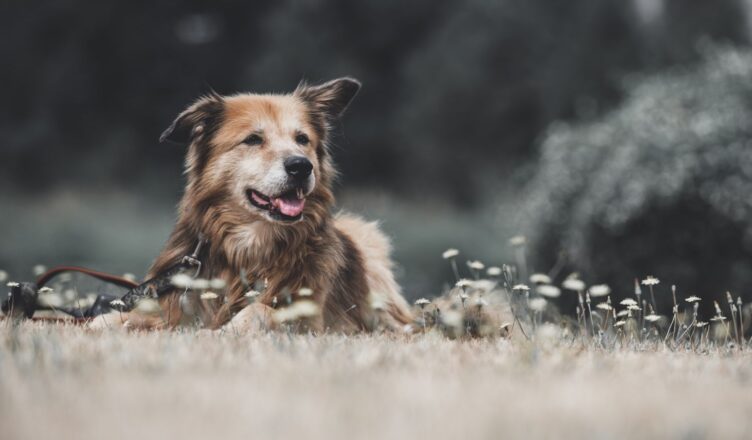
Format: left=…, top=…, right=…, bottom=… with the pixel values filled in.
left=160, top=93, right=224, bottom=145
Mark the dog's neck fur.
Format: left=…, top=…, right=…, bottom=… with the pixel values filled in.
left=152, top=169, right=337, bottom=279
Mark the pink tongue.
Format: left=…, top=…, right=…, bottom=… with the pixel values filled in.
left=273, top=196, right=305, bottom=217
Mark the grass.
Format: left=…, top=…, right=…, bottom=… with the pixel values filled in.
left=2, top=323, right=752, bottom=440
left=3, top=243, right=752, bottom=439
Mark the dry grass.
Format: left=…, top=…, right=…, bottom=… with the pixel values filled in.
left=2, top=322, right=752, bottom=440
left=3, top=246, right=752, bottom=439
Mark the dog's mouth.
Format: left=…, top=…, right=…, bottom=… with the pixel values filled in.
left=246, top=188, right=306, bottom=222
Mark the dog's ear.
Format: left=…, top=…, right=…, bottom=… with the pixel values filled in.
left=295, top=77, right=361, bottom=120
left=160, top=93, right=224, bottom=144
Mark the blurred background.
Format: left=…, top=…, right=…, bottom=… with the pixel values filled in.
left=2, top=0, right=752, bottom=315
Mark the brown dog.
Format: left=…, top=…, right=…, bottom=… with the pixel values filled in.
left=96, top=78, right=412, bottom=332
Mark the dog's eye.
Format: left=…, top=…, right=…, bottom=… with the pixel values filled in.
left=295, top=133, right=310, bottom=146
left=243, top=134, right=263, bottom=146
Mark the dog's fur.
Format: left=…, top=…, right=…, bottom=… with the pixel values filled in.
left=97, top=78, right=411, bottom=332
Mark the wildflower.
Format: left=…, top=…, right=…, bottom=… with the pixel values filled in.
left=529, top=273, right=552, bottom=285
left=135, top=298, right=161, bottom=315
left=596, top=302, right=612, bottom=311
left=641, top=276, right=660, bottom=286
left=562, top=277, right=586, bottom=291
left=589, top=284, right=611, bottom=297
left=620, top=298, right=638, bottom=307
left=191, top=278, right=210, bottom=290
left=509, top=235, right=526, bottom=246
left=696, top=321, right=709, bottom=328
left=627, top=305, right=641, bottom=311
left=209, top=278, right=227, bottom=290
left=244, top=290, right=261, bottom=298
left=486, top=266, right=502, bottom=276
left=0, top=270, right=7, bottom=283
left=440, top=310, right=463, bottom=328
left=171, top=273, right=193, bottom=289
left=32, top=265, right=47, bottom=276
left=616, top=310, right=630, bottom=317
left=414, top=298, right=430, bottom=307
left=645, top=314, right=661, bottom=322
left=200, top=291, right=219, bottom=300
left=455, top=279, right=473, bottom=288
left=6, top=281, right=19, bottom=288
left=298, top=287, right=314, bottom=297
left=467, top=260, right=485, bottom=271
left=472, top=280, right=496, bottom=292
left=536, top=285, right=561, bottom=298
left=512, top=284, right=530, bottom=292
left=614, top=320, right=626, bottom=327
left=110, top=299, right=126, bottom=308
left=529, top=297, right=547, bottom=312
left=38, top=286, right=54, bottom=294
left=442, top=248, right=459, bottom=259
left=273, top=300, right=320, bottom=323
left=685, top=296, right=701, bottom=303
left=122, top=273, right=137, bottom=282
left=710, top=316, right=727, bottom=322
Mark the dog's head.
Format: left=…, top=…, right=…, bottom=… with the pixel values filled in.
left=161, top=78, right=360, bottom=225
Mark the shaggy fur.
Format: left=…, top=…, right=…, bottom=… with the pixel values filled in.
left=97, top=78, right=411, bottom=332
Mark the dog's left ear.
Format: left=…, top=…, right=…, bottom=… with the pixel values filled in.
left=295, top=77, right=362, bottom=120
left=160, top=93, right=224, bottom=144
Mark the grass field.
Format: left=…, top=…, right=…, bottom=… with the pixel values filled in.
left=2, top=321, right=752, bottom=440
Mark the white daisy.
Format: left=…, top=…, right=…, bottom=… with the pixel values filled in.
left=529, top=273, right=552, bottom=285
left=529, top=297, right=547, bottom=312
left=442, top=248, right=459, bottom=259
left=562, top=278, right=586, bottom=291
left=641, top=276, right=660, bottom=286
left=200, top=291, right=219, bottom=300
left=536, top=285, right=561, bottom=298
left=486, top=266, right=502, bottom=276
left=589, top=284, right=611, bottom=297
left=414, top=298, right=430, bottom=307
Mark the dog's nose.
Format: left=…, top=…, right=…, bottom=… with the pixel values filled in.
left=284, top=156, right=313, bottom=180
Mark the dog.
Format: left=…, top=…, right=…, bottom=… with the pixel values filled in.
left=94, top=77, right=412, bottom=332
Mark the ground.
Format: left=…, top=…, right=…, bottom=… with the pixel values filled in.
left=1, top=322, right=751, bottom=440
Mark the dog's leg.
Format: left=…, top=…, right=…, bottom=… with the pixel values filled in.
left=88, top=311, right=129, bottom=330
left=87, top=312, right=167, bottom=330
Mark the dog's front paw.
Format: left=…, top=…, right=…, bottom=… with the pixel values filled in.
left=87, top=312, right=128, bottom=330
left=224, top=303, right=274, bottom=334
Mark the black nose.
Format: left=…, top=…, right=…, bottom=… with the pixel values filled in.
left=284, top=156, right=313, bottom=180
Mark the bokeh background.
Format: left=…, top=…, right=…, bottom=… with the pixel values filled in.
left=3, top=0, right=752, bottom=315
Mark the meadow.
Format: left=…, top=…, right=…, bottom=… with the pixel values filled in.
left=2, top=251, right=752, bottom=440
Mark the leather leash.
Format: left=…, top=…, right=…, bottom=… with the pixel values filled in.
left=1, top=237, right=207, bottom=323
